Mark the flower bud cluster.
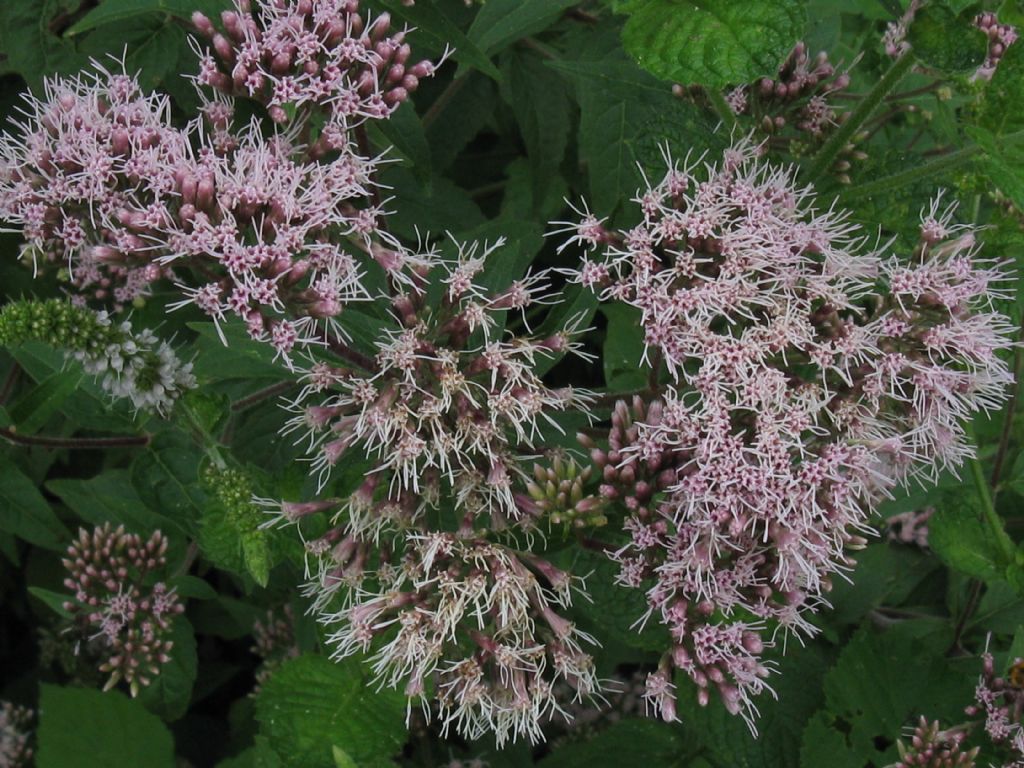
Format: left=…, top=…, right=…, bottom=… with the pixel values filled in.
left=61, top=523, right=184, bottom=696
left=252, top=605, right=300, bottom=692
left=558, top=139, right=1013, bottom=727
left=191, top=0, right=441, bottom=125
left=525, top=453, right=608, bottom=530
left=895, top=717, right=978, bottom=768
left=965, top=650, right=1024, bottom=763
left=0, top=702, right=33, bottom=768
left=321, top=532, right=599, bottom=746
left=972, top=12, right=1018, bottom=82
left=0, top=299, right=195, bottom=413
left=0, top=63, right=186, bottom=308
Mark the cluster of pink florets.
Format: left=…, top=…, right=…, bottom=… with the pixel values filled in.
left=0, top=65, right=184, bottom=308
left=321, top=533, right=598, bottom=746
left=966, top=650, right=1024, bottom=766
left=61, top=523, right=184, bottom=696
left=191, top=0, right=439, bottom=125
left=973, top=12, right=1019, bottom=82
left=559, top=139, right=1014, bottom=726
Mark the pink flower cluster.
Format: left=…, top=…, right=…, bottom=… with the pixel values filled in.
left=321, top=533, right=598, bottom=745
left=973, top=12, right=1019, bottom=82
left=559, top=139, right=1014, bottom=726
left=966, top=650, right=1024, bottom=766
left=896, top=717, right=978, bottom=768
left=191, top=0, right=439, bottom=125
left=0, top=64, right=184, bottom=308
left=62, top=524, right=184, bottom=696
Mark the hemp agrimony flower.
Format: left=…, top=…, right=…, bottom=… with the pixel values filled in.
left=558, top=139, right=1014, bottom=728
left=62, top=524, right=185, bottom=697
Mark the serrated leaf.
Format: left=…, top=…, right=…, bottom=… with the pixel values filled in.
left=255, top=654, right=406, bottom=768
left=78, top=17, right=188, bottom=90
left=136, top=616, right=198, bottom=722
left=907, top=3, right=987, bottom=73
left=0, top=456, right=69, bottom=549
left=131, top=428, right=206, bottom=531
left=371, top=100, right=432, bottom=186
left=36, top=685, right=175, bottom=768
left=929, top=499, right=1007, bottom=582
left=47, top=469, right=184, bottom=537
left=242, top=530, right=272, bottom=587
left=423, top=70, right=497, bottom=173
left=620, top=0, right=807, bottom=88
left=539, top=718, right=691, bottom=768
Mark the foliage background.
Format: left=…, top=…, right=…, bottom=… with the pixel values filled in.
left=1, top=0, right=1024, bottom=766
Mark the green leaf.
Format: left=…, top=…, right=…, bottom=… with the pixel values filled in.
left=242, top=530, right=272, bottom=588
left=331, top=746, right=358, bottom=768
left=79, top=17, right=188, bottom=91
left=929, top=498, right=1007, bottom=582
left=800, top=712, right=863, bottom=768
left=620, top=0, right=806, bottom=87
left=907, top=3, right=987, bottom=73
left=502, top=49, right=571, bottom=209
left=467, top=0, right=578, bottom=56
left=812, top=624, right=975, bottom=762
left=602, top=304, right=647, bottom=391
left=540, top=718, right=691, bottom=768
left=375, top=0, right=501, bottom=81
left=255, top=654, right=406, bottom=768
left=980, top=35, right=1024, bottom=135
left=47, top=469, right=184, bottom=537
left=28, top=586, right=72, bottom=618
left=7, top=369, right=83, bottom=434
left=189, top=321, right=289, bottom=382
left=136, top=617, right=198, bottom=722
left=423, top=70, right=497, bottom=172
left=36, top=685, right=175, bottom=768
left=371, top=100, right=432, bottom=186
left=0, top=456, right=69, bottom=549
left=67, top=0, right=230, bottom=35
left=216, top=738, right=284, bottom=768
left=0, top=0, right=81, bottom=86
left=131, top=428, right=206, bottom=531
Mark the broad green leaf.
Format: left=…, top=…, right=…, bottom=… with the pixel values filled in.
left=131, top=428, right=206, bottom=531
left=979, top=36, right=1024, bottom=135
left=929, top=499, right=1008, bottom=582
left=79, top=17, right=188, bottom=91
left=602, top=304, right=647, bottom=391
left=0, top=0, right=81, bottom=86
left=371, top=100, right=432, bottom=186
left=620, top=0, right=807, bottom=88
left=7, top=369, right=82, bottom=434
left=67, top=0, right=231, bottom=35
left=539, top=718, right=692, bottom=768
left=502, top=49, right=572, bottom=209
left=378, top=167, right=485, bottom=241
left=47, top=469, right=184, bottom=538
left=423, top=70, right=497, bottom=172
left=255, top=654, right=406, bottom=768
left=189, top=322, right=289, bottom=382
left=137, top=617, right=199, bottom=722
left=800, top=712, right=863, bottom=768
left=467, top=0, right=578, bottom=56
left=28, top=586, right=72, bottom=618
left=0, top=456, right=69, bottom=549
left=217, top=738, right=285, bottom=768
left=571, top=549, right=670, bottom=653
left=242, top=529, right=272, bottom=588
left=36, top=685, right=175, bottom=768
left=907, top=3, right=987, bottom=73
left=813, top=624, right=976, bottom=763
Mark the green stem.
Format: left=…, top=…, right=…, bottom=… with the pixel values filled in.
left=969, top=442, right=1015, bottom=565
left=706, top=87, right=738, bottom=134
left=843, top=128, right=1024, bottom=202
left=180, top=401, right=227, bottom=470
left=805, top=52, right=916, bottom=182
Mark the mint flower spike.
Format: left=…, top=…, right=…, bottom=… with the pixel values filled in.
left=559, top=138, right=1015, bottom=731
left=0, top=299, right=195, bottom=415
left=0, top=60, right=186, bottom=309
left=61, top=523, right=184, bottom=698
